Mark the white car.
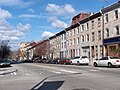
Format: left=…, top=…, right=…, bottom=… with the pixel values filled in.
left=93, top=56, right=120, bottom=67
left=71, top=56, right=89, bottom=65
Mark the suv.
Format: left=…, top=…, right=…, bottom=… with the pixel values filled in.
left=71, top=56, right=89, bottom=65
left=93, top=56, right=120, bottom=67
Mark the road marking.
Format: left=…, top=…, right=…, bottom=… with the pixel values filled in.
left=90, top=69, right=99, bottom=72
left=60, top=69, right=78, bottom=73
left=25, top=71, right=30, bottom=76
left=51, top=71, right=61, bottom=74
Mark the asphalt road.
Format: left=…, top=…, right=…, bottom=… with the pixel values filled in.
left=0, top=63, right=120, bottom=90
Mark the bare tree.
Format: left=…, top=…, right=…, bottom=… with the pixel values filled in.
left=0, top=45, right=11, bottom=59
left=34, top=40, right=49, bottom=59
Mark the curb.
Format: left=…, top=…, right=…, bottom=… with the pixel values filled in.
left=0, top=69, right=18, bottom=75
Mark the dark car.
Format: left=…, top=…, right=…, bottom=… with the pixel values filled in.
left=0, top=59, right=11, bottom=67
left=60, top=58, right=71, bottom=65
left=52, top=58, right=61, bottom=64
left=46, top=59, right=53, bottom=64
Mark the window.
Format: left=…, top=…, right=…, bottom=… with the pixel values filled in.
left=61, top=35, right=63, bottom=40
left=92, top=32, right=95, bottom=41
left=86, top=23, right=89, bottom=30
left=70, top=39, right=72, bottom=45
left=73, top=38, right=75, bottom=45
left=62, top=42, right=63, bottom=48
left=105, top=14, right=108, bottom=23
left=81, top=25, right=84, bottom=32
left=98, top=31, right=101, bottom=40
left=114, top=10, right=118, bottom=19
left=64, top=33, right=66, bottom=39
left=64, top=42, right=66, bottom=48
left=86, top=34, right=89, bottom=42
left=77, top=38, right=80, bottom=44
left=115, top=25, right=119, bottom=35
left=67, top=40, right=69, bottom=46
left=77, top=27, right=79, bottom=34
left=81, top=35, right=84, bottom=42
left=106, top=28, right=109, bottom=37
left=69, top=30, right=72, bottom=36
left=109, top=46, right=116, bottom=52
left=98, top=18, right=101, bottom=27
left=91, top=20, right=94, bottom=29
left=73, top=29, right=75, bottom=35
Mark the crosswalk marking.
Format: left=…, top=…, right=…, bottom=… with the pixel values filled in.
left=60, top=69, right=78, bottom=73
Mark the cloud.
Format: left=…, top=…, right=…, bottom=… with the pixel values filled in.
left=17, top=23, right=31, bottom=32
left=27, top=8, right=35, bottom=13
left=0, top=8, right=31, bottom=50
left=0, top=0, right=32, bottom=7
left=41, top=31, right=54, bottom=38
left=46, top=3, right=76, bottom=15
left=0, top=8, right=12, bottom=19
left=49, top=17, right=67, bottom=29
left=19, top=13, right=48, bottom=19
left=11, top=37, right=19, bottom=41
left=19, top=14, right=40, bottom=18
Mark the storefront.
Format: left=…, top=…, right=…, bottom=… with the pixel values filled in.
left=103, top=37, right=120, bottom=57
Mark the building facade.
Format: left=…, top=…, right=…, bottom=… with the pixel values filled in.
left=21, top=1, right=120, bottom=64
left=102, top=1, right=120, bottom=57
left=20, top=42, right=30, bottom=60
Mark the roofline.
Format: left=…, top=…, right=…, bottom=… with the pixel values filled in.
left=101, top=1, right=120, bottom=13
left=65, top=12, right=101, bottom=31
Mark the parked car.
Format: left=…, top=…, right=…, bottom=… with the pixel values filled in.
left=60, top=58, right=71, bottom=65
left=71, top=56, right=89, bottom=65
left=52, top=58, right=61, bottom=64
left=93, top=56, right=120, bottom=67
left=0, top=59, right=11, bottom=67
left=46, top=59, right=53, bottom=64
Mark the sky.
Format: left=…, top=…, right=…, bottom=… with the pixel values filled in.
left=0, top=0, right=117, bottom=50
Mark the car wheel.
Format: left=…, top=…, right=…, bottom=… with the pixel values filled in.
left=77, top=61, right=79, bottom=65
left=108, top=62, right=112, bottom=68
left=94, top=63, right=97, bottom=67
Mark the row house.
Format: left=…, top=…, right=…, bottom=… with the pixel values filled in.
left=65, top=13, right=91, bottom=59
left=20, top=42, right=30, bottom=60
left=102, top=1, right=120, bottom=57
left=34, top=39, right=49, bottom=59
left=49, top=30, right=66, bottom=59
left=25, top=42, right=37, bottom=60
left=65, top=12, right=103, bottom=64
left=34, top=1, right=120, bottom=63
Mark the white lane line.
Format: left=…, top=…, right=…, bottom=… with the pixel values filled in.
left=60, top=69, right=78, bottom=73
left=25, top=71, right=30, bottom=76
left=13, top=72, right=17, bottom=75
left=11, top=72, right=17, bottom=76
left=51, top=71, right=61, bottom=74
left=90, top=69, right=99, bottom=72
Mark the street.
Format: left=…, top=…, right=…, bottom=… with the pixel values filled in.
left=0, top=63, right=120, bottom=90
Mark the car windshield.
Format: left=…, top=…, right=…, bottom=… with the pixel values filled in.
left=110, top=57, right=119, bottom=59
left=82, top=56, right=88, bottom=58
left=74, top=56, right=80, bottom=59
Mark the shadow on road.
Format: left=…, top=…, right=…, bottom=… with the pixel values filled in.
left=31, top=73, right=82, bottom=90
left=33, top=81, right=64, bottom=90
